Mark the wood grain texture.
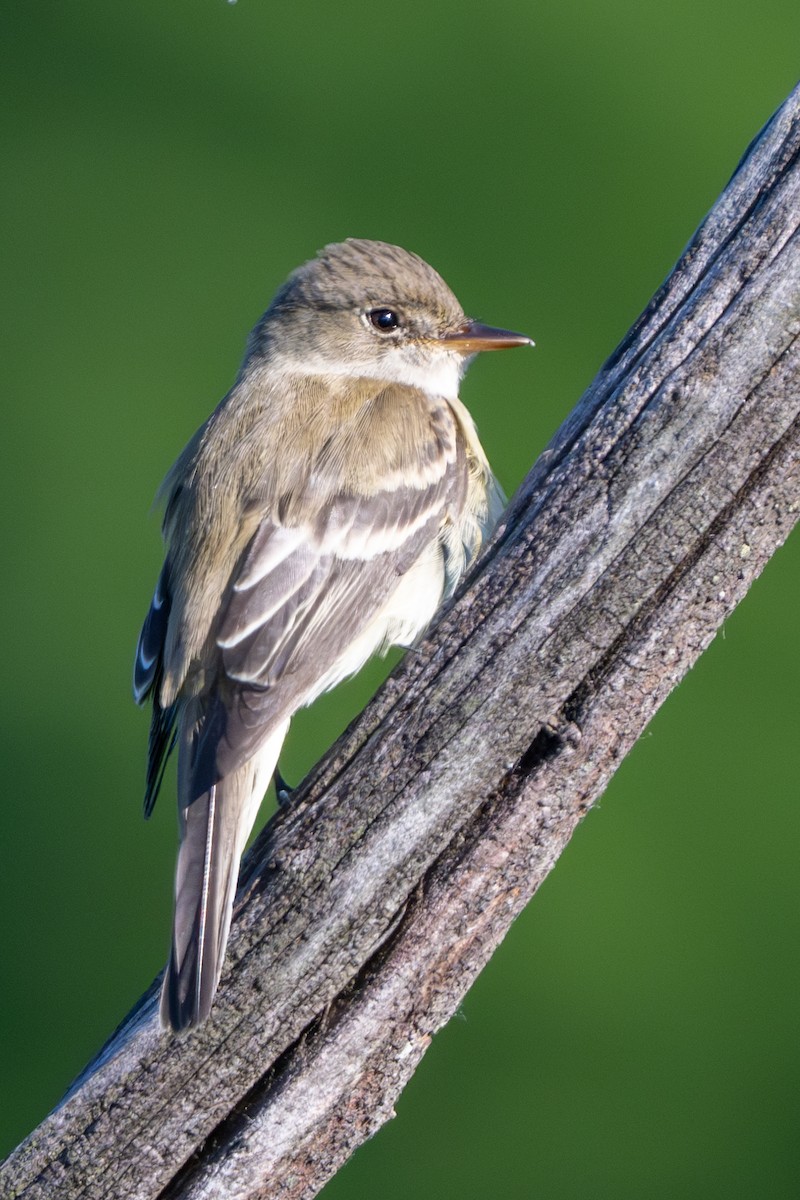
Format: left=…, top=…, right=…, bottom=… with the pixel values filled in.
left=3, top=83, right=799, bottom=1200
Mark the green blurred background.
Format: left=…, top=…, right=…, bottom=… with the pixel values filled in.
left=2, top=1, right=798, bottom=1195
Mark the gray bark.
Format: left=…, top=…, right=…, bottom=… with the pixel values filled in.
left=3, top=83, right=799, bottom=1200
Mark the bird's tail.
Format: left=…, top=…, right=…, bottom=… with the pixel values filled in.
left=160, top=718, right=288, bottom=1031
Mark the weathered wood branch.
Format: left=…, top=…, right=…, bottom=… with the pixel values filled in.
left=3, top=84, right=799, bottom=1200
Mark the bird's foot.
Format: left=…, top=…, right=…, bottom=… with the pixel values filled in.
left=274, top=766, right=295, bottom=809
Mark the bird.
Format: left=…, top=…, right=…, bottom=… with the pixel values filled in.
left=133, top=238, right=533, bottom=1031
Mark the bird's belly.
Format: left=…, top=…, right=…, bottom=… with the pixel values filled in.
left=301, top=545, right=446, bottom=709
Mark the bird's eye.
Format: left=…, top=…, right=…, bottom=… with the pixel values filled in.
left=367, top=307, right=401, bottom=333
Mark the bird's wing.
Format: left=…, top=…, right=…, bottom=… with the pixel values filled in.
left=133, top=563, right=179, bottom=816
left=186, top=402, right=471, bottom=796
left=133, top=563, right=169, bottom=705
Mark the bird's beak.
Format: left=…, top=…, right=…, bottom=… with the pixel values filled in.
left=439, top=320, right=534, bottom=354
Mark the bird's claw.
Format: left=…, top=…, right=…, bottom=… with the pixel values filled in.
left=274, top=766, right=295, bottom=809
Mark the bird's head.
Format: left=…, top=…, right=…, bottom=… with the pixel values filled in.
left=246, top=238, right=533, bottom=399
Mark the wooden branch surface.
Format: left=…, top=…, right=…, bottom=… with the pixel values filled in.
left=3, top=83, right=799, bottom=1200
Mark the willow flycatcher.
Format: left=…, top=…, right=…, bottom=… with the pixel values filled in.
left=134, top=238, right=532, bottom=1030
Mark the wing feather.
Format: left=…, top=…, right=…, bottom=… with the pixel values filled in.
left=134, top=563, right=180, bottom=816
left=140, top=382, right=480, bottom=806
left=219, top=473, right=454, bottom=673
left=198, top=442, right=467, bottom=784
left=133, top=563, right=170, bottom=704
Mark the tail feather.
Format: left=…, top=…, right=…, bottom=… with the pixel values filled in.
left=160, top=721, right=287, bottom=1031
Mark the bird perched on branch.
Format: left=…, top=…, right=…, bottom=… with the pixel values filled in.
left=134, top=238, right=532, bottom=1031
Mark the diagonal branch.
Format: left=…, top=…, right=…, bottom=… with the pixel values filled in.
left=3, top=83, right=799, bottom=1200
